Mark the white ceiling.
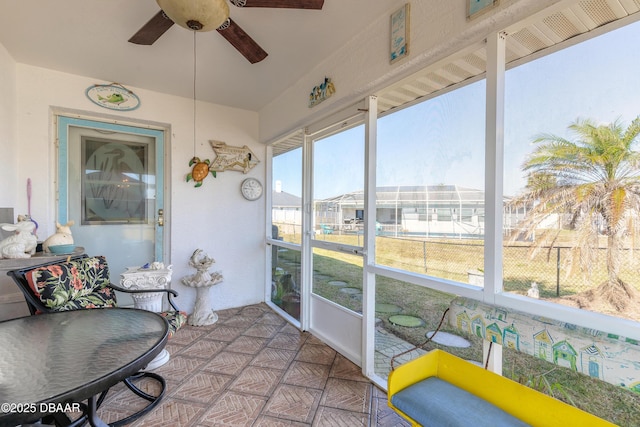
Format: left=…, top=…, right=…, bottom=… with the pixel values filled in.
left=376, top=0, right=640, bottom=114
left=273, top=0, right=640, bottom=154
left=0, top=0, right=396, bottom=111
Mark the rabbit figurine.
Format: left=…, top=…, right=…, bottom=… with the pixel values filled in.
left=42, top=220, right=75, bottom=252
left=0, top=220, right=38, bottom=259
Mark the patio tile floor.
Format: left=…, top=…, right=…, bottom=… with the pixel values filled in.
left=93, top=303, right=411, bottom=426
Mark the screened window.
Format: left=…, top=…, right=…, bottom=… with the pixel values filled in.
left=271, top=136, right=303, bottom=244
left=376, top=80, right=486, bottom=283
left=503, top=19, right=640, bottom=322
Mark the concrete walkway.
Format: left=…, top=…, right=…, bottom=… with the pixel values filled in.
left=374, top=327, right=426, bottom=379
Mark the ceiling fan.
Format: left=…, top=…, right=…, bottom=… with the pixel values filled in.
left=129, top=0, right=325, bottom=64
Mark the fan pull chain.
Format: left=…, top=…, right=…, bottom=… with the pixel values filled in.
left=192, top=30, right=197, bottom=158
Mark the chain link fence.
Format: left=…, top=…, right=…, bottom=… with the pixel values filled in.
left=375, top=236, right=640, bottom=297
left=275, top=223, right=640, bottom=297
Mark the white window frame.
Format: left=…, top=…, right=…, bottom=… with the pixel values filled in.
left=266, top=9, right=640, bottom=389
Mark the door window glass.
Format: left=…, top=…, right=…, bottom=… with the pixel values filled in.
left=81, top=137, right=152, bottom=225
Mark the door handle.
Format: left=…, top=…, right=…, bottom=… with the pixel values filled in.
left=157, top=209, right=164, bottom=227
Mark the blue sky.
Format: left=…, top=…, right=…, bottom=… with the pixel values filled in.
left=274, top=19, right=640, bottom=200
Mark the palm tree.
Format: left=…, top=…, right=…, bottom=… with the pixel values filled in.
left=511, top=116, right=640, bottom=310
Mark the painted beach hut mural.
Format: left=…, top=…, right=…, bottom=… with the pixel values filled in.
left=486, top=323, right=503, bottom=344
left=492, top=307, right=508, bottom=322
left=471, top=314, right=485, bottom=338
left=533, top=329, right=554, bottom=363
left=580, top=344, right=604, bottom=381
left=455, top=310, right=471, bottom=335
left=446, top=297, right=640, bottom=393
left=553, top=340, right=578, bottom=371
left=503, top=323, right=520, bottom=350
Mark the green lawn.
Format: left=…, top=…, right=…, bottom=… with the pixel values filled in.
left=313, top=232, right=640, bottom=298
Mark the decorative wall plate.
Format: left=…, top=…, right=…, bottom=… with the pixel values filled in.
left=86, top=83, right=141, bottom=111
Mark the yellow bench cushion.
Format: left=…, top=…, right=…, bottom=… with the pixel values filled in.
left=388, top=349, right=616, bottom=426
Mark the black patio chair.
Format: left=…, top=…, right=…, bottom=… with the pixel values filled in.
left=6, top=254, right=187, bottom=427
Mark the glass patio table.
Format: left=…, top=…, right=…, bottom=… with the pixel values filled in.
left=0, top=308, right=168, bottom=427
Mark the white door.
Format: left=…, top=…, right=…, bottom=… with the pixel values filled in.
left=308, top=114, right=366, bottom=365
left=57, top=116, right=166, bottom=296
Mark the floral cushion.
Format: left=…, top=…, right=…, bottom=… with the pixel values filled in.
left=26, top=255, right=186, bottom=337
left=26, top=255, right=117, bottom=311
left=161, top=310, right=188, bottom=338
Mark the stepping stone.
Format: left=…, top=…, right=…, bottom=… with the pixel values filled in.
left=389, top=315, right=425, bottom=328
left=426, top=331, right=471, bottom=348
left=375, top=303, right=402, bottom=313
left=339, top=287, right=362, bottom=295
left=327, top=280, right=348, bottom=287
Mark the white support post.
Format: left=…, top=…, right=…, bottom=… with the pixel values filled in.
left=483, top=341, right=503, bottom=375
left=265, top=144, right=274, bottom=304
left=362, top=95, right=378, bottom=379
left=300, top=128, right=313, bottom=331
left=484, top=31, right=506, bottom=303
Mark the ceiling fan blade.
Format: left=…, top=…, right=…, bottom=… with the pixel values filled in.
left=128, top=11, right=174, bottom=45
left=217, top=18, right=268, bottom=64
left=230, top=0, right=324, bottom=9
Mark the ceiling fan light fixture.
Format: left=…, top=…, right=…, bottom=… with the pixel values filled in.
left=156, top=0, right=230, bottom=32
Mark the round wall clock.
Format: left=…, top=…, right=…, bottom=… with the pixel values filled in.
left=241, top=178, right=263, bottom=201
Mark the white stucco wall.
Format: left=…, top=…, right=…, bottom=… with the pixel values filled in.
left=259, top=0, right=563, bottom=144
left=11, top=64, right=264, bottom=312
left=0, top=43, right=17, bottom=208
